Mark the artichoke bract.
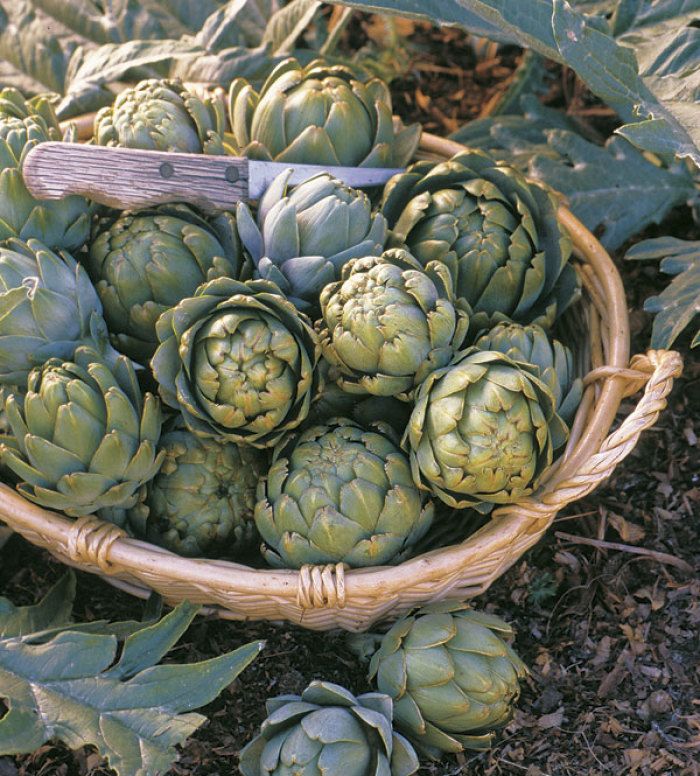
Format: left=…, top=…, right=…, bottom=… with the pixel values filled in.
left=368, top=602, right=528, bottom=757
left=0, top=346, right=164, bottom=521
left=406, top=349, right=568, bottom=511
left=475, top=322, right=583, bottom=427
left=152, top=277, right=320, bottom=448
left=228, top=58, right=420, bottom=167
left=239, top=680, right=419, bottom=776
left=0, top=239, right=114, bottom=386
left=319, top=249, right=469, bottom=399
left=0, top=88, right=91, bottom=251
left=237, top=169, right=387, bottom=312
left=95, top=78, right=226, bottom=154
left=134, top=427, right=266, bottom=557
left=254, top=418, right=433, bottom=569
left=382, top=149, right=579, bottom=331
left=87, top=205, right=248, bottom=362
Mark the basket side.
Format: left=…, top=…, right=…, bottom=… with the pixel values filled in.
left=0, top=133, right=680, bottom=632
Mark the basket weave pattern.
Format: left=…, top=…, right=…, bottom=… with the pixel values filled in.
left=0, top=135, right=683, bottom=632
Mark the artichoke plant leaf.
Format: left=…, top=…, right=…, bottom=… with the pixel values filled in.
left=0, top=573, right=265, bottom=775
left=625, top=236, right=700, bottom=348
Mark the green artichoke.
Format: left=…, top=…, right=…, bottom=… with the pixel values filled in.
left=319, top=249, right=469, bottom=399
left=237, top=169, right=387, bottom=312
left=309, top=364, right=412, bottom=437
left=254, top=418, right=433, bottom=569
left=381, top=149, right=579, bottom=330
left=405, top=349, right=568, bottom=511
left=0, top=238, right=116, bottom=386
left=240, top=680, right=419, bottom=776
left=368, top=602, right=528, bottom=756
left=152, top=277, right=320, bottom=448
left=0, top=346, right=164, bottom=521
left=87, top=204, right=248, bottom=362
left=95, top=79, right=226, bottom=154
left=132, top=427, right=266, bottom=556
left=475, top=322, right=582, bottom=427
left=0, top=88, right=91, bottom=251
left=228, top=58, right=420, bottom=166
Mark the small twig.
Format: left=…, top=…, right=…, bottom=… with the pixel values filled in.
left=555, top=532, right=694, bottom=574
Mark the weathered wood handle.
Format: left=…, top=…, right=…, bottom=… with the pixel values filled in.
left=22, top=142, right=249, bottom=211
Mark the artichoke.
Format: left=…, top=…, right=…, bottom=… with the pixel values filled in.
left=228, top=58, right=420, bottom=167
left=240, top=680, right=419, bottom=776
left=95, top=79, right=226, bottom=154
left=133, top=427, right=266, bottom=556
left=368, top=602, right=528, bottom=756
left=475, top=322, right=582, bottom=427
left=254, top=418, right=433, bottom=569
left=0, top=238, right=115, bottom=386
left=0, top=88, right=91, bottom=251
left=0, top=346, right=164, bottom=521
left=319, top=249, right=469, bottom=400
left=382, top=149, right=579, bottom=330
left=152, top=277, right=320, bottom=448
left=237, top=169, right=387, bottom=311
left=405, top=349, right=568, bottom=511
left=87, top=205, right=248, bottom=362
left=309, top=366, right=412, bottom=437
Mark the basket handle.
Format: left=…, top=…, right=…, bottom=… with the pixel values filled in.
left=494, top=349, right=684, bottom=524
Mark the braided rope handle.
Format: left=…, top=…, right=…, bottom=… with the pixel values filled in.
left=497, top=350, right=684, bottom=526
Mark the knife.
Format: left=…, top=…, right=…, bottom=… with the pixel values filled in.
left=22, top=142, right=404, bottom=211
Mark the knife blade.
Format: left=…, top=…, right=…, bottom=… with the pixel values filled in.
left=22, top=142, right=404, bottom=211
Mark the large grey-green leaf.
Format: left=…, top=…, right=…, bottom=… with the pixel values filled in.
left=153, top=0, right=226, bottom=34
left=611, top=0, right=700, bottom=38
left=29, top=0, right=191, bottom=44
left=615, top=21, right=700, bottom=164
left=451, top=97, right=698, bottom=249
left=56, top=37, right=199, bottom=117
left=0, top=574, right=265, bottom=776
left=196, top=0, right=281, bottom=50
left=168, top=44, right=283, bottom=87
left=0, top=573, right=75, bottom=639
left=327, top=0, right=700, bottom=165
left=529, top=131, right=697, bottom=249
left=261, top=0, right=322, bottom=54
left=0, top=1, right=75, bottom=92
left=626, top=237, right=700, bottom=348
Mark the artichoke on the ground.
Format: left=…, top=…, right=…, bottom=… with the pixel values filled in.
left=95, top=79, right=226, bottom=154
left=254, top=418, right=433, bottom=569
left=368, top=602, right=528, bottom=757
left=152, top=277, right=320, bottom=448
left=381, top=149, right=579, bottom=331
left=319, top=249, right=469, bottom=400
left=87, top=205, right=248, bottom=362
left=240, top=680, right=419, bottom=776
left=475, top=322, right=582, bottom=427
left=0, top=346, right=164, bottom=522
left=0, top=239, right=115, bottom=386
left=0, top=88, right=91, bottom=251
left=405, top=349, right=568, bottom=511
left=228, top=58, right=420, bottom=167
left=130, top=426, right=266, bottom=556
left=237, top=169, right=387, bottom=312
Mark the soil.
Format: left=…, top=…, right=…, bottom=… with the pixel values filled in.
left=1, top=16, right=698, bottom=776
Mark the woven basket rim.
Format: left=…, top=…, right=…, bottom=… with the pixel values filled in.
left=0, top=132, right=683, bottom=631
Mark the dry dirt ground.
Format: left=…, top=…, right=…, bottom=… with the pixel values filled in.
left=1, top=18, right=698, bottom=776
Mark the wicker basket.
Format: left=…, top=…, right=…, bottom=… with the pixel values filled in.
left=0, top=133, right=683, bottom=632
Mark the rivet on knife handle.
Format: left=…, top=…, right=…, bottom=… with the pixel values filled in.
left=22, top=142, right=250, bottom=211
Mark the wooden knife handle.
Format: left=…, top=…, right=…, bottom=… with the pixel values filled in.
left=22, top=142, right=249, bottom=211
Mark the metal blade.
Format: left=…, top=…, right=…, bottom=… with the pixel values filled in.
left=247, top=160, right=404, bottom=198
